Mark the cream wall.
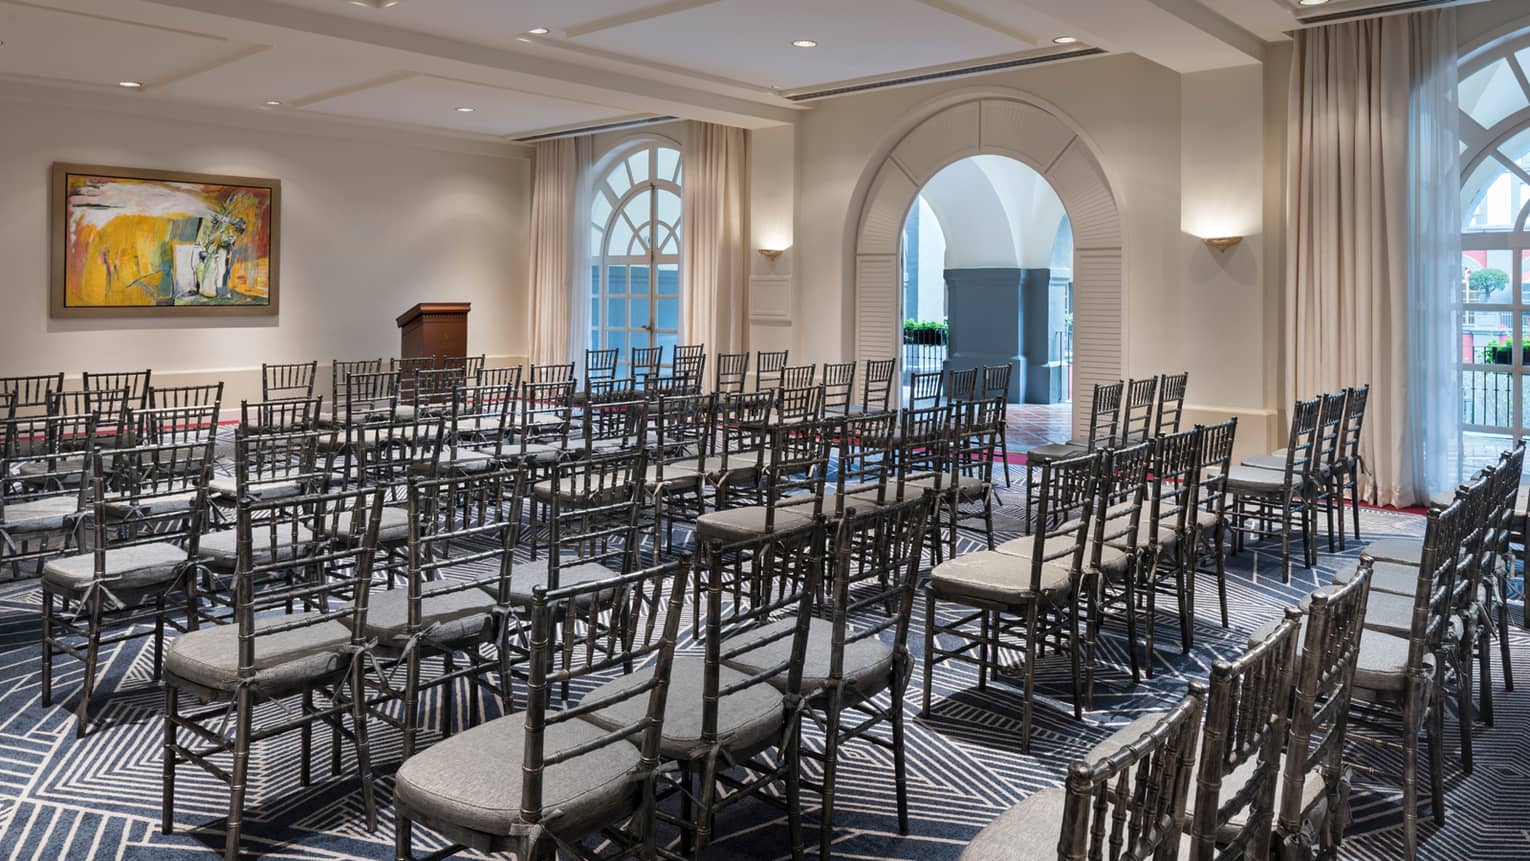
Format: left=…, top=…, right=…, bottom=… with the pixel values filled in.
left=0, top=83, right=530, bottom=408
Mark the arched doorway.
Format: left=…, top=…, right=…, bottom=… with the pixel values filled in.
left=901, top=154, right=1074, bottom=411
left=849, top=91, right=1122, bottom=437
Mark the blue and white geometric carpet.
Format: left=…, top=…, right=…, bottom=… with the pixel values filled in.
left=0, top=489, right=1525, bottom=859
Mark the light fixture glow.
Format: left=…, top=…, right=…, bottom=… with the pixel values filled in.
left=348, top=0, right=400, bottom=8
left=1297, top=0, right=1329, bottom=6
left=791, top=39, right=817, bottom=48
left=264, top=99, right=283, bottom=107
left=527, top=27, right=549, bottom=35
left=1052, top=36, right=1079, bottom=45
left=455, top=106, right=476, bottom=113
left=118, top=80, right=143, bottom=89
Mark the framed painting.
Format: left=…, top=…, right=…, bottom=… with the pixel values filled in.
left=50, top=163, right=280, bottom=318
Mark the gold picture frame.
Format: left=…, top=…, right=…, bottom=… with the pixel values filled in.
left=50, top=162, right=281, bottom=318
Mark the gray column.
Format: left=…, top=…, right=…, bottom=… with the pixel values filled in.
left=943, top=267, right=1060, bottom=403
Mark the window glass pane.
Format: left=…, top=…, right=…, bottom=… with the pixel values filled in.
left=1463, top=369, right=1514, bottom=428
left=1503, top=126, right=1530, bottom=169
left=630, top=331, right=649, bottom=350
left=591, top=297, right=599, bottom=326
left=606, top=166, right=631, bottom=198
left=1465, top=430, right=1514, bottom=472
left=657, top=263, right=679, bottom=296
left=608, top=216, right=634, bottom=254
left=1464, top=249, right=1515, bottom=302
left=626, top=189, right=652, bottom=225
left=630, top=265, right=650, bottom=294
left=656, top=188, right=681, bottom=228
left=628, top=225, right=651, bottom=256
left=626, top=150, right=649, bottom=185
left=1461, top=58, right=1529, bottom=130
left=657, top=147, right=680, bottom=183
left=591, top=193, right=612, bottom=229
left=659, top=227, right=679, bottom=255
left=657, top=297, right=679, bottom=330
left=607, top=265, right=627, bottom=295
left=1462, top=155, right=1529, bottom=232
left=590, top=264, right=599, bottom=297
left=1523, top=249, right=1530, bottom=304
left=631, top=298, right=650, bottom=329
left=1463, top=310, right=1513, bottom=363
left=657, top=331, right=678, bottom=355
left=607, top=298, right=627, bottom=327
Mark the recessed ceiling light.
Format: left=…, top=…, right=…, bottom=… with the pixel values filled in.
left=263, top=99, right=283, bottom=107
left=348, top=0, right=399, bottom=8
left=1297, top=0, right=1329, bottom=5
left=1052, top=36, right=1079, bottom=45
left=118, top=80, right=143, bottom=89
left=791, top=39, right=817, bottom=48
left=455, top=106, right=476, bottom=113
left=527, top=27, right=549, bottom=35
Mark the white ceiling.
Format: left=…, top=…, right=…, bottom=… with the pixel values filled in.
left=0, top=0, right=1337, bottom=141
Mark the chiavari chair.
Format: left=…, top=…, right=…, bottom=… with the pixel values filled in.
left=442, top=354, right=485, bottom=379
left=673, top=344, right=706, bottom=391
left=1226, top=397, right=1322, bottom=582
left=1153, top=371, right=1189, bottom=437
left=1023, top=380, right=1123, bottom=528
left=261, top=361, right=318, bottom=400
left=84, top=369, right=152, bottom=410
left=822, top=361, right=856, bottom=414
left=1, top=406, right=90, bottom=578
left=755, top=350, right=789, bottom=393
left=715, top=352, right=749, bottom=394
left=631, top=345, right=663, bottom=390
left=644, top=392, right=713, bottom=564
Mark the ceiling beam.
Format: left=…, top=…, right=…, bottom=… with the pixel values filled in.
left=563, top=0, right=722, bottom=38
left=912, top=0, right=1040, bottom=45
left=141, top=0, right=802, bottom=127
left=1145, top=0, right=1268, bottom=63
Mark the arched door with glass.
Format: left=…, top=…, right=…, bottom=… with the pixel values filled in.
left=590, top=143, right=682, bottom=373
left=1460, top=29, right=1530, bottom=469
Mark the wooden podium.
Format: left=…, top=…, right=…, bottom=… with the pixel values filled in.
left=396, top=302, right=470, bottom=364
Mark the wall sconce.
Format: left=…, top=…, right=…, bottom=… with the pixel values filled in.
left=757, top=248, right=784, bottom=262
left=1202, top=236, right=1243, bottom=253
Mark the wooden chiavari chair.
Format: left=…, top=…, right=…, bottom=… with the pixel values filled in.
left=715, top=352, right=749, bottom=394
left=261, top=361, right=318, bottom=400
left=755, top=349, right=789, bottom=393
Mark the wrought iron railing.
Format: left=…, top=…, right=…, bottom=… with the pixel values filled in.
left=1462, top=368, right=1514, bottom=428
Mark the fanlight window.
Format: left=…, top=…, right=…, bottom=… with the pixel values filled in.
left=589, top=143, right=682, bottom=372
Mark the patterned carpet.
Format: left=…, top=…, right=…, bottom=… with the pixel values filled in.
left=0, top=474, right=1527, bottom=859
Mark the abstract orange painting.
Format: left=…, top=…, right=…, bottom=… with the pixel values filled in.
left=50, top=163, right=280, bottom=317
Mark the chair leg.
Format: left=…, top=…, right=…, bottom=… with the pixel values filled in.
left=1350, top=475, right=1363, bottom=541
left=818, top=695, right=844, bottom=860
left=1280, top=500, right=1293, bottom=584
left=1495, top=574, right=1514, bottom=691
left=1069, top=600, right=1083, bottom=720
left=441, top=652, right=456, bottom=739
left=921, top=593, right=935, bottom=717
left=153, top=594, right=166, bottom=681
left=401, top=648, right=422, bottom=760
left=351, top=653, right=378, bottom=833
left=224, top=685, right=254, bottom=861
left=1402, top=700, right=1419, bottom=861
left=41, top=591, right=54, bottom=707
left=300, top=687, right=314, bottom=787
left=891, top=676, right=910, bottom=835
left=162, top=685, right=177, bottom=834
left=977, top=610, right=990, bottom=693
left=1429, top=693, right=1446, bottom=828
left=394, top=813, right=414, bottom=861
left=785, top=713, right=806, bottom=861
left=76, top=591, right=104, bottom=739
left=1021, top=604, right=1038, bottom=754
left=1478, top=621, right=1494, bottom=727
left=1458, top=634, right=1475, bottom=774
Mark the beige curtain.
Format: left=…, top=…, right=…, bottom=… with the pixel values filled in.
left=528, top=138, right=591, bottom=368
left=1286, top=12, right=1452, bottom=508
left=681, top=121, right=748, bottom=355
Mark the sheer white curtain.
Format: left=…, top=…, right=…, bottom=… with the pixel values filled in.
left=528, top=137, right=592, bottom=368
left=681, top=121, right=748, bottom=355
left=1405, top=11, right=1462, bottom=500
left=1285, top=9, right=1460, bottom=507
left=567, top=137, right=594, bottom=377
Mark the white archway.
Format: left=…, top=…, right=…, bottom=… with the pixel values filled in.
left=848, top=90, right=1122, bottom=435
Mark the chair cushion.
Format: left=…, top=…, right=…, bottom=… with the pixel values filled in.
left=905, top=472, right=990, bottom=499
left=584, top=656, right=785, bottom=760
left=42, top=543, right=186, bottom=594
left=17, top=456, right=86, bottom=477
left=1330, top=559, right=1419, bottom=596
left=165, top=613, right=352, bottom=694
left=504, top=442, right=567, bottom=465
left=723, top=616, right=895, bottom=697
left=207, top=477, right=304, bottom=501
left=365, top=580, right=496, bottom=644
left=1361, top=537, right=1423, bottom=566
left=394, top=714, right=641, bottom=838
left=410, top=450, right=496, bottom=475
left=959, top=788, right=1068, bottom=861
left=645, top=464, right=704, bottom=490
left=2, top=495, right=81, bottom=532
left=1024, top=443, right=1087, bottom=463
left=1249, top=612, right=1427, bottom=692
left=198, top=525, right=317, bottom=566
left=1243, top=454, right=1330, bottom=478
left=1224, top=465, right=1290, bottom=494
left=507, top=562, right=620, bottom=606
left=103, top=492, right=200, bottom=518
left=695, top=505, right=814, bottom=542
left=929, top=550, right=1072, bottom=605
left=320, top=505, right=411, bottom=544
left=996, top=534, right=1128, bottom=576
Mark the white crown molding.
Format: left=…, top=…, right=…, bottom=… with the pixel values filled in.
left=0, top=76, right=533, bottom=159
left=563, top=0, right=723, bottom=38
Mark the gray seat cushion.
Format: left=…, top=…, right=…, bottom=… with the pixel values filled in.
left=504, top=442, right=567, bottom=465
left=996, top=534, right=1128, bottom=575
left=1244, top=454, right=1330, bottom=478
left=2, top=495, right=81, bottom=532
left=207, top=476, right=304, bottom=501
left=1024, top=443, right=1087, bottom=463
left=165, top=613, right=352, bottom=694
left=905, top=472, right=989, bottom=499
left=364, top=580, right=496, bottom=644
left=18, top=455, right=86, bottom=477
left=508, top=561, right=620, bottom=606
left=1249, top=611, right=1427, bottom=692
left=929, top=550, right=1072, bottom=604
left=1294, top=587, right=1416, bottom=638
left=723, top=616, right=895, bottom=697
left=695, top=505, right=814, bottom=542
left=103, top=492, right=199, bottom=518
left=959, top=787, right=1068, bottom=861
left=321, top=505, right=410, bottom=544
left=1361, top=537, right=1423, bottom=566
left=42, top=543, right=186, bottom=594
left=584, top=656, right=785, bottom=760
left=410, top=450, right=496, bottom=475
left=198, top=525, right=317, bottom=566
left=1330, top=559, right=1419, bottom=596
left=1224, top=465, right=1290, bottom=494
left=394, top=714, right=641, bottom=838
left=645, top=464, right=704, bottom=490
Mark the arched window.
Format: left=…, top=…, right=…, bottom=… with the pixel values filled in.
left=1459, top=26, right=1530, bottom=463
left=589, top=141, right=682, bottom=372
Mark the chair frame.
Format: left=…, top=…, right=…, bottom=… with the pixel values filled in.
left=261, top=361, right=318, bottom=401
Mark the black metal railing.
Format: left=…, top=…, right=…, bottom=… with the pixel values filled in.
left=1462, top=369, right=1514, bottom=428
